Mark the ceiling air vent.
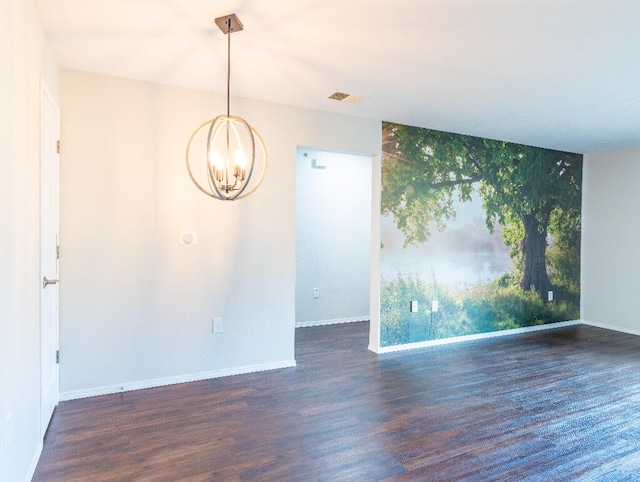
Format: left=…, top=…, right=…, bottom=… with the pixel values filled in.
left=328, top=91, right=349, bottom=101
left=328, top=91, right=364, bottom=104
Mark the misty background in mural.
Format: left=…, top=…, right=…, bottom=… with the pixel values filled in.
left=380, top=121, right=582, bottom=346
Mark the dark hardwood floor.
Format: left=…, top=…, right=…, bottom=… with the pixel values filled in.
left=34, top=322, right=640, bottom=481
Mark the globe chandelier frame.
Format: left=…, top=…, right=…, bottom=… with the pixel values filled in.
left=186, top=13, right=267, bottom=201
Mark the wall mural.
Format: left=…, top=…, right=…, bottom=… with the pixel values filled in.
left=380, top=121, right=582, bottom=347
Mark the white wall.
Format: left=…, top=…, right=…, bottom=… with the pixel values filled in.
left=59, top=69, right=381, bottom=398
left=369, top=155, right=382, bottom=351
left=582, top=147, right=640, bottom=334
left=295, top=149, right=372, bottom=326
left=0, top=0, right=59, bottom=480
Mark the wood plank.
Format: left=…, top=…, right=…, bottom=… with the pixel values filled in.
left=33, top=323, right=640, bottom=481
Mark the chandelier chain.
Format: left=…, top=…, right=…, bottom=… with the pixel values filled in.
left=226, top=18, right=231, bottom=118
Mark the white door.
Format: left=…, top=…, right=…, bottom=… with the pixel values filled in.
left=40, top=80, right=60, bottom=437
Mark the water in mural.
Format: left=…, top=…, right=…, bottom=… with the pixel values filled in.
left=380, top=121, right=582, bottom=347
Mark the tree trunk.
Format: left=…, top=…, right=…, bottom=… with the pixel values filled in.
left=520, top=207, right=551, bottom=301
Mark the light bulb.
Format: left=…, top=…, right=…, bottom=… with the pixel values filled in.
left=233, top=149, right=246, bottom=181
left=234, top=149, right=246, bottom=169
left=210, top=150, right=225, bottom=182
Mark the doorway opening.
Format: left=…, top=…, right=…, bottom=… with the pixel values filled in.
left=295, top=147, right=372, bottom=337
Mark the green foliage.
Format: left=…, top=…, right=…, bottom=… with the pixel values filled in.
left=381, top=121, right=583, bottom=300
left=381, top=124, right=483, bottom=248
left=380, top=275, right=454, bottom=345
left=380, top=275, right=580, bottom=347
left=547, top=207, right=581, bottom=296
left=382, top=122, right=581, bottom=247
left=497, top=218, right=524, bottom=276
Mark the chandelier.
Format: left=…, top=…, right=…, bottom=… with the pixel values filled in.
left=186, top=14, right=267, bottom=201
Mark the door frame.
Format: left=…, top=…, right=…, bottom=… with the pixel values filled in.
left=293, top=147, right=380, bottom=351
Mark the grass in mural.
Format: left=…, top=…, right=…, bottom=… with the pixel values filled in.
left=380, top=274, right=579, bottom=347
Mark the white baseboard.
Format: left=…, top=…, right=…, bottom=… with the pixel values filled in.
left=296, top=316, right=369, bottom=328
left=581, top=319, right=640, bottom=337
left=371, top=320, right=582, bottom=354
left=58, top=319, right=640, bottom=400
left=59, top=359, right=296, bottom=401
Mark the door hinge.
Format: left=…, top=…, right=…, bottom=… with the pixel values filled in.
left=56, top=350, right=60, bottom=364
left=56, top=245, right=60, bottom=260
left=56, top=140, right=61, bottom=154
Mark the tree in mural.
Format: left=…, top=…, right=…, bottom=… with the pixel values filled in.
left=382, top=122, right=582, bottom=301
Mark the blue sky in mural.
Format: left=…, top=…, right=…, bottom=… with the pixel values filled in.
left=380, top=184, right=512, bottom=285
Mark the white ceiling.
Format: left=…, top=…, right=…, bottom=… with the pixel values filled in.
left=35, top=0, right=640, bottom=154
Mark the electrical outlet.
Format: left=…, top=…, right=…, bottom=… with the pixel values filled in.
left=548, top=291, right=554, bottom=302
left=212, top=317, right=223, bottom=333
left=313, top=288, right=320, bottom=299
left=410, top=301, right=418, bottom=312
